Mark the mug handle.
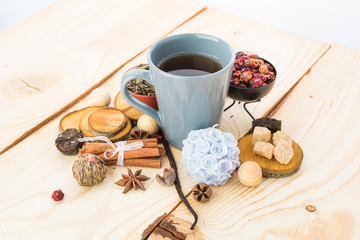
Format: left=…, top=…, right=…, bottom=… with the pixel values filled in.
left=121, top=69, right=162, bottom=127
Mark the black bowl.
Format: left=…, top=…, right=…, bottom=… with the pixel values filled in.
left=227, top=58, right=276, bottom=102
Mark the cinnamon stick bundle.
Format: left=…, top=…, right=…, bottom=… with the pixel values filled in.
left=79, top=138, right=163, bottom=168
left=105, top=158, right=160, bottom=168
left=79, top=138, right=159, bottom=155
left=96, top=147, right=165, bottom=160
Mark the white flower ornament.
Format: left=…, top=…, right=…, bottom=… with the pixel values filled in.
left=181, top=125, right=241, bottom=186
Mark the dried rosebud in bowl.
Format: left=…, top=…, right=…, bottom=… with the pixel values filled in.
left=227, top=51, right=277, bottom=102
left=230, top=52, right=276, bottom=89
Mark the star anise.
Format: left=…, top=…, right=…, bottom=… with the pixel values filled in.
left=192, top=183, right=213, bottom=203
left=115, top=168, right=150, bottom=193
left=129, top=129, right=149, bottom=140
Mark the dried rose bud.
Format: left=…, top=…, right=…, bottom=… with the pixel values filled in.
left=248, top=58, right=264, bottom=69
left=250, top=78, right=263, bottom=88
left=267, top=71, right=275, bottom=80
left=236, top=51, right=246, bottom=58
left=259, top=65, right=268, bottom=74
left=51, top=189, right=64, bottom=201
left=247, top=54, right=260, bottom=59
left=239, top=56, right=250, bottom=66
left=233, top=78, right=240, bottom=86
left=265, top=63, right=273, bottom=71
left=150, top=133, right=162, bottom=143
left=232, top=70, right=241, bottom=77
left=240, top=71, right=253, bottom=82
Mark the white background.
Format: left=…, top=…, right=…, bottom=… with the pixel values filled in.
left=0, top=0, right=359, bottom=50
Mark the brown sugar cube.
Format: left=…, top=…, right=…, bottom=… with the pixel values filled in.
left=274, top=139, right=294, bottom=165
left=253, top=141, right=274, bottom=159
left=272, top=131, right=292, bottom=146
left=252, top=126, right=271, bottom=145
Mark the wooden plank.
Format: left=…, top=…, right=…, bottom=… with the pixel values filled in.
left=0, top=8, right=329, bottom=239
left=0, top=0, right=205, bottom=154
left=168, top=45, right=360, bottom=239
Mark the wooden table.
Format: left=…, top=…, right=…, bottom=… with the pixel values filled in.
left=0, top=0, right=359, bottom=239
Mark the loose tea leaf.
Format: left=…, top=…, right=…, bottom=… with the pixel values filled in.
left=126, top=64, right=155, bottom=96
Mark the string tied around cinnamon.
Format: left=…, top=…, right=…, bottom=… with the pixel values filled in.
left=78, top=136, right=143, bottom=166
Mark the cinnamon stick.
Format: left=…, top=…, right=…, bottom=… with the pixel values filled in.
left=105, top=158, right=161, bottom=168
left=79, top=138, right=159, bottom=155
left=94, top=147, right=165, bottom=160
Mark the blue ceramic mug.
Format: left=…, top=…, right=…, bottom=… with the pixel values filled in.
left=121, top=33, right=235, bottom=149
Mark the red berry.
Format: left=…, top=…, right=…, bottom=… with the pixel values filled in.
left=238, top=83, right=247, bottom=88
left=51, top=189, right=64, bottom=201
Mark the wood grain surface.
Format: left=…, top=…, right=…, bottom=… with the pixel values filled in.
left=167, top=45, right=360, bottom=239
left=0, top=0, right=205, bottom=154
left=114, top=91, right=144, bottom=120
left=0, top=3, right=340, bottom=240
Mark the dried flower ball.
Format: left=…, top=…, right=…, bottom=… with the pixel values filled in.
left=231, top=51, right=276, bottom=88
left=181, top=127, right=240, bottom=186
left=72, top=154, right=107, bottom=186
